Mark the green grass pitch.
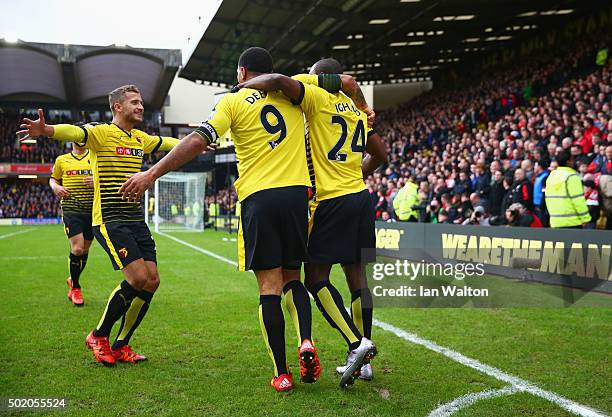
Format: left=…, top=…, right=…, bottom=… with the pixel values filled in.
left=0, top=225, right=610, bottom=416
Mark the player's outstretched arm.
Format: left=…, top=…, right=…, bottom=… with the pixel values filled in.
left=235, top=74, right=303, bottom=103
left=17, top=109, right=85, bottom=142
left=118, top=132, right=210, bottom=201
left=339, top=75, right=375, bottom=127
left=362, top=132, right=388, bottom=177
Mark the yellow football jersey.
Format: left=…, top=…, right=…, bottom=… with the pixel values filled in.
left=52, top=123, right=179, bottom=225
left=197, top=88, right=310, bottom=201
left=51, top=151, right=94, bottom=214
left=298, top=82, right=372, bottom=201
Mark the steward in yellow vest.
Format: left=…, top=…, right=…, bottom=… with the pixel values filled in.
left=393, top=179, right=419, bottom=221
left=545, top=151, right=591, bottom=228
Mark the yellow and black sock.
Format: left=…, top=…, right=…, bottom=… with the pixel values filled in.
left=259, top=295, right=288, bottom=377
left=112, top=290, right=154, bottom=350
left=283, top=280, right=312, bottom=346
left=351, top=288, right=373, bottom=339
left=310, top=280, right=362, bottom=350
left=93, top=280, right=138, bottom=337
left=68, top=253, right=85, bottom=289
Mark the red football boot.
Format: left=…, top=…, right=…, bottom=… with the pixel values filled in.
left=85, top=330, right=115, bottom=366
left=66, top=277, right=84, bottom=306
left=112, top=345, right=147, bottom=364
left=298, top=339, right=321, bottom=383
left=271, top=373, right=294, bottom=392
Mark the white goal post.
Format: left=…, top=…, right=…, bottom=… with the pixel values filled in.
left=145, top=172, right=207, bottom=233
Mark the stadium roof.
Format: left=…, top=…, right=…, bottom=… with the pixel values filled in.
left=0, top=41, right=181, bottom=109
left=181, top=0, right=609, bottom=85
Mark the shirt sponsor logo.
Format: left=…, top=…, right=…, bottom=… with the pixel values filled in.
left=116, top=147, right=144, bottom=157
left=66, top=169, right=93, bottom=176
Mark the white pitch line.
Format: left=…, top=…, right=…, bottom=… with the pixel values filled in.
left=374, top=320, right=608, bottom=417
left=157, top=232, right=238, bottom=266
left=158, top=232, right=609, bottom=417
left=427, top=386, right=519, bottom=417
left=0, top=229, right=33, bottom=240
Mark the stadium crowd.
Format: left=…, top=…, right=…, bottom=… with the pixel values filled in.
left=369, top=37, right=612, bottom=229
left=1, top=35, right=611, bottom=228
left=0, top=181, right=60, bottom=218
left=0, top=111, right=163, bottom=164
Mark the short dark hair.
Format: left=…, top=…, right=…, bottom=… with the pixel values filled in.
left=311, top=58, right=343, bottom=74
left=108, top=84, right=140, bottom=114
left=555, top=150, right=571, bottom=167
left=238, top=47, right=273, bottom=74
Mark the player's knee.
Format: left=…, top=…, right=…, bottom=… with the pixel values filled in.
left=146, top=273, right=160, bottom=292
left=71, top=245, right=85, bottom=256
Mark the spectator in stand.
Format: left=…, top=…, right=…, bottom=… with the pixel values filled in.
left=511, top=169, right=533, bottom=210
left=506, top=203, right=543, bottom=228
left=472, top=163, right=491, bottom=205
left=489, top=170, right=505, bottom=217
left=583, top=179, right=600, bottom=229
left=533, top=160, right=550, bottom=226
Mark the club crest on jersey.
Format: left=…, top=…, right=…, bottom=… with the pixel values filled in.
left=118, top=248, right=129, bottom=258
left=116, top=147, right=144, bottom=157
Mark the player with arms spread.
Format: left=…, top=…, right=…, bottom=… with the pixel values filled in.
left=235, top=59, right=387, bottom=388
left=50, top=142, right=95, bottom=306
left=18, top=85, right=182, bottom=366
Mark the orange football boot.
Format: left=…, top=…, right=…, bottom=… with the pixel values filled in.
left=112, top=345, right=147, bottom=363
left=298, top=339, right=321, bottom=383
left=66, top=277, right=84, bottom=306
left=85, top=330, right=115, bottom=366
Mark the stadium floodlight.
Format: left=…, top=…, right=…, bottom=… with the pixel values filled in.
left=541, top=9, right=574, bottom=15
left=409, top=41, right=426, bottom=46
left=390, top=42, right=408, bottom=47
left=332, top=44, right=350, bottom=50
left=400, top=0, right=421, bottom=2
left=517, top=11, right=537, bottom=17
left=369, top=19, right=390, bottom=24
left=434, top=15, right=475, bottom=22
left=485, top=27, right=493, bottom=32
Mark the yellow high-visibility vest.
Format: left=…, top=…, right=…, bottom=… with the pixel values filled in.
left=596, top=48, right=608, bottom=66
left=545, top=167, right=591, bottom=228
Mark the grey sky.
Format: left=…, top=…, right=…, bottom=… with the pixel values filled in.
left=0, top=0, right=219, bottom=53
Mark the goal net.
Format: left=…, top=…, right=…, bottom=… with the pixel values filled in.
left=145, top=172, right=207, bottom=233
